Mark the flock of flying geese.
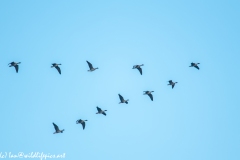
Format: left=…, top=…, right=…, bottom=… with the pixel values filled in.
left=8, top=61, right=200, bottom=134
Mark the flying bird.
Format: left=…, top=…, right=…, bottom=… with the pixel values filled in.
left=76, top=119, right=88, bottom=130
left=132, top=64, right=144, bottom=75
left=9, top=62, right=21, bottom=73
left=143, top=91, right=154, bottom=101
left=53, top=123, right=64, bottom=134
left=86, top=61, right=98, bottom=72
left=118, top=94, right=129, bottom=104
left=96, top=106, right=107, bottom=116
left=168, top=80, right=178, bottom=89
left=51, top=63, right=61, bottom=74
left=189, top=62, right=200, bottom=70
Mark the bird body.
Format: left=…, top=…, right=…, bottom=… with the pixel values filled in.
left=53, top=123, right=64, bottom=134
left=168, top=80, right=178, bottom=89
left=189, top=62, right=200, bottom=70
left=96, top=107, right=107, bottom=116
left=132, top=64, right=144, bottom=75
left=118, top=94, right=129, bottom=104
left=87, top=61, right=98, bottom=72
left=76, top=119, right=88, bottom=130
left=51, top=63, right=61, bottom=74
left=143, top=91, right=154, bottom=101
left=9, top=62, right=21, bottom=73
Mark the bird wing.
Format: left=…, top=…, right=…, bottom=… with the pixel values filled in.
left=14, top=65, right=19, bottom=73
left=53, top=123, right=59, bottom=131
left=86, top=61, right=93, bottom=69
left=97, top=107, right=102, bottom=112
left=82, top=122, right=85, bottom=130
left=118, top=94, right=124, bottom=102
left=102, top=112, right=106, bottom=116
left=55, top=66, right=61, bottom=74
left=137, top=67, right=142, bottom=75
left=148, top=94, right=153, bottom=101
left=172, top=84, right=175, bottom=89
left=194, top=66, right=199, bottom=70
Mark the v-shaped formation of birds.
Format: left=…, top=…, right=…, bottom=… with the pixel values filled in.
left=8, top=60, right=200, bottom=133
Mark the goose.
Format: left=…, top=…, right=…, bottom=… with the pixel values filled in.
left=143, top=91, right=154, bottom=101
left=168, top=80, right=178, bottom=89
left=86, top=61, right=98, bottom=72
left=118, top=94, right=129, bottom=104
left=53, top=123, right=64, bottom=134
left=9, top=62, right=21, bottom=73
left=132, top=64, right=144, bottom=75
left=189, top=62, right=200, bottom=70
left=51, top=63, right=61, bottom=74
left=76, top=119, right=88, bottom=130
left=96, top=106, right=107, bottom=116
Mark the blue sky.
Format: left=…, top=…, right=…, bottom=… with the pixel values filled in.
left=0, top=0, right=240, bottom=160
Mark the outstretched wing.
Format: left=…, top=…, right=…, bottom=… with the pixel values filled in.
left=14, top=65, right=19, bottom=73
left=137, top=67, right=142, bottom=75
left=172, top=84, right=175, bottom=89
left=118, top=94, right=124, bottom=102
left=102, top=112, right=106, bottom=116
left=53, top=123, right=59, bottom=131
left=148, top=94, right=153, bottom=101
left=55, top=66, right=61, bottom=74
left=97, top=107, right=102, bottom=112
left=82, top=122, right=85, bottom=130
left=86, top=61, right=93, bottom=69
left=194, top=66, right=199, bottom=70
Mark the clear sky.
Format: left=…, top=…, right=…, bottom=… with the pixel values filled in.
left=0, top=0, right=240, bottom=160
